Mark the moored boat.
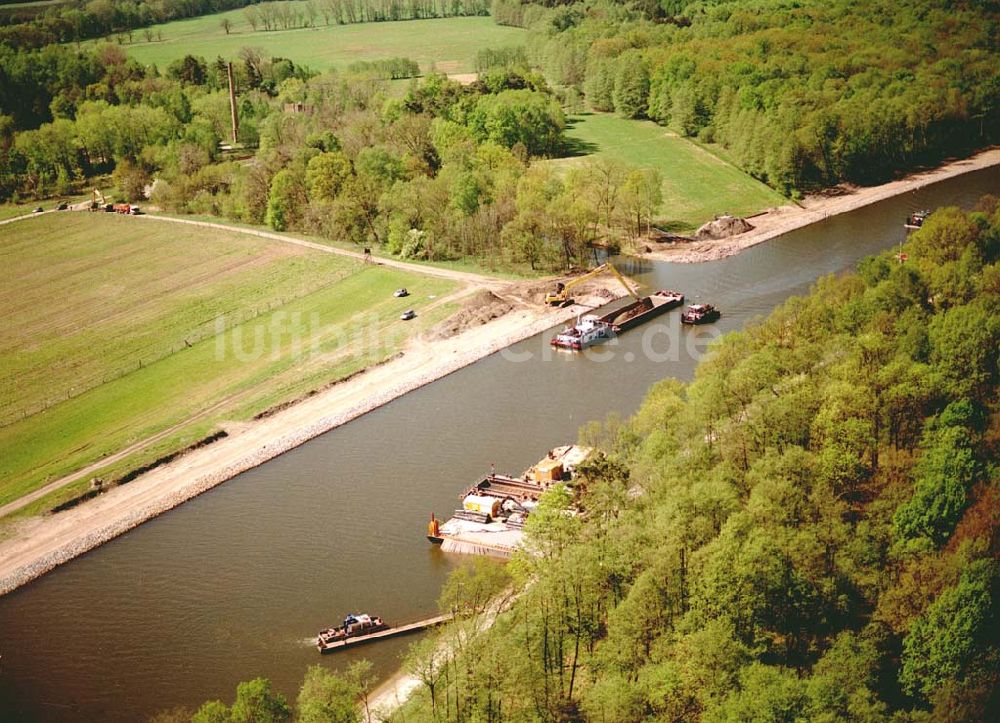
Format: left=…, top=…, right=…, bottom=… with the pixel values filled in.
left=316, top=613, right=388, bottom=652
left=681, top=303, right=721, bottom=325
left=428, top=445, right=592, bottom=557
left=551, top=290, right=685, bottom=350
left=905, top=209, right=930, bottom=229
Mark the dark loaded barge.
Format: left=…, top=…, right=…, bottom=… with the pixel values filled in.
left=551, top=290, right=684, bottom=350
left=606, top=290, right=685, bottom=332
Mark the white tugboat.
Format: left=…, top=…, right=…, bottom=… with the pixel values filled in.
left=550, top=315, right=614, bottom=350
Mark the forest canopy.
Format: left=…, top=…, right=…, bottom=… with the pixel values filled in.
left=515, top=0, right=1000, bottom=192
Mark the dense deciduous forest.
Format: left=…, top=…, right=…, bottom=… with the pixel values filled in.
left=0, top=0, right=256, bottom=48
left=176, top=200, right=1000, bottom=722
left=512, top=0, right=999, bottom=192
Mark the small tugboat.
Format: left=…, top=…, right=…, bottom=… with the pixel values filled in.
left=904, top=210, right=930, bottom=229
left=681, top=303, right=721, bottom=325
left=551, top=314, right=613, bottom=350
left=316, top=613, right=388, bottom=653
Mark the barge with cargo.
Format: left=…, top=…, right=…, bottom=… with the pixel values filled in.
left=551, top=290, right=685, bottom=350
left=316, top=613, right=388, bottom=652
left=315, top=612, right=452, bottom=653
left=427, top=445, right=591, bottom=557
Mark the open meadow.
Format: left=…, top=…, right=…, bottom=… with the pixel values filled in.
left=117, top=12, right=524, bottom=74
left=551, top=113, right=789, bottom=231
left=0, top=212, right=457, bottom=510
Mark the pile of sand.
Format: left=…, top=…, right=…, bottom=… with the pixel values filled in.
left=695, top=214, right=754, bottom=240
left=430, top=290, right=514, bottom=339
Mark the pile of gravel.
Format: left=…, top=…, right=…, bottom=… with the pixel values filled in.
left=430, top=290, right=514, bottom=339
left=695, top=214, right=754, bottom=240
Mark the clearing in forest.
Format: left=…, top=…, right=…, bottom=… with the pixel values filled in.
left=552, top=113, right=789, bottom=232
left=116, top=13, right=525, bottom=74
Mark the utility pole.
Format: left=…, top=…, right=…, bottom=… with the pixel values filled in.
left=227, top=62, right=239, bottom=145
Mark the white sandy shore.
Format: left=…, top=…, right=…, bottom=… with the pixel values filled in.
left=644, top=147, right=1000, bottom=263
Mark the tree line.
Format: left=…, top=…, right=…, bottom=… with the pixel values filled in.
left=2, top=36, right=671, bottom=272
left=0, top=0, right=261, bottom=50
left=0, top=0, right=491, bottom=51
left=519, top=0, right=999, bottom=193
left=0, top=43, right=310, bottom=197
left=346, top=57, right=420, bottom=80
left=243, top=0, right=489, bottom=32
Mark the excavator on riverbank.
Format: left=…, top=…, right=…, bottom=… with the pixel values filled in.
left=545, top=262, right=640, bottom=307
left=89, top=188, right=110, bottom=212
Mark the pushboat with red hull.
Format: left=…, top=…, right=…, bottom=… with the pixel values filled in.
left=681, top=303, right=721, bottom=325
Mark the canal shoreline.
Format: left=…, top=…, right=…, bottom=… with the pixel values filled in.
left=0, top=290, right=617, bottom=597
left=644, top=146, right=1000, bottom=263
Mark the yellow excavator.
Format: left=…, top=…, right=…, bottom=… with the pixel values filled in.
left=89, top=188, right=108, bottom=212
left=545, top=262, right=641, bottom=307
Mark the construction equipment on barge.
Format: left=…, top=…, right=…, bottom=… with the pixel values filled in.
left=428, top=446, right=591, bottom=557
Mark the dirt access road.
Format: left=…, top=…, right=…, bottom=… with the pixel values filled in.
left=0, top=212, right=621, bottom=595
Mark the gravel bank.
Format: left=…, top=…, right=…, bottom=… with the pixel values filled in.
left=643, top=147, right=1000, bottom=264
left=0, top=289, right=617, bottom=596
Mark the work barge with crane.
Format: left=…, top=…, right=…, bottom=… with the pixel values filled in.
left=547, top=263, right=685, bottom=350
left=427, top=445, right=592, bottom=557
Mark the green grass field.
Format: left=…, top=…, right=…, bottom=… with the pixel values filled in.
left=116, top=12, right=524, bottom=74
left=551, top=113, right=788, bottom=232
left=0, top=213, right=456, bottom=508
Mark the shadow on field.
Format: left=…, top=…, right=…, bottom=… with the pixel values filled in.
left=559, top=114, right=600, bottom=158
left=652, top=220, right=695, bottom=234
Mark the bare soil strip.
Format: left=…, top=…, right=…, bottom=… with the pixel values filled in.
left=643, top=147, right=1000, bottom=263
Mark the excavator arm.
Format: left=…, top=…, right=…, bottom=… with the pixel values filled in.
left=545, top=262, right=641, bottom=306
left=606, top=263, right=641, bottom=301
left=90, top=188, right=107, bottom=211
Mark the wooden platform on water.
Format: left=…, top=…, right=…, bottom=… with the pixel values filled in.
left=318, top=613, right=453, bottom=653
